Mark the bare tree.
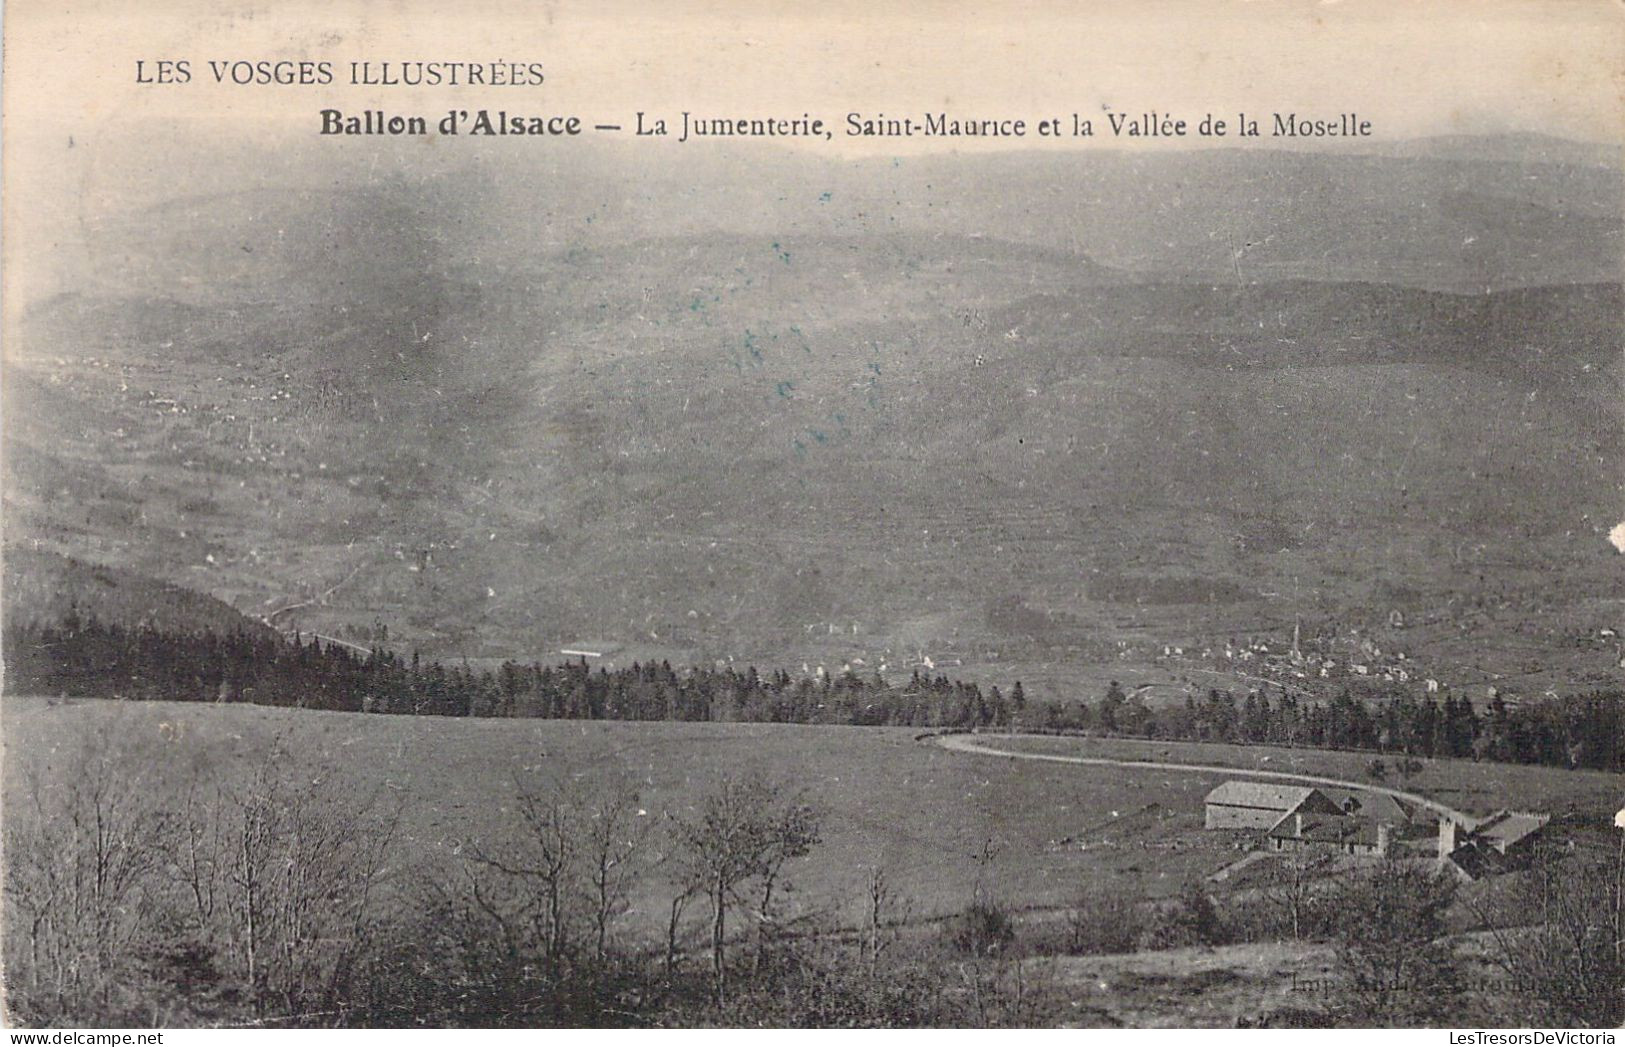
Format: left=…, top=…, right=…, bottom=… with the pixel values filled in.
left=175, top=780, right=230, bottom=930
left=1265, top=852, right=1334, bottom=940
left=1475, top=844, right=1623, bottom=1028
left=3, top=722, right=401, bottom=1027
left=464, top=774, right=584, bottom=963
left=864, top=867, right=910, bottom=978
left=1328, top=857, right=1458, bottom=1024
left=456, top=771, right=652, bottom=981
left=580, top=781, right=649, bottom=961
left=220, top=751, right=401, bottom=1021
left=668, top=772, right=822, bottom=1006
left=664, top=884, right=699, bottom=984
left=750, top=796, right=821, bottom=972
left=2, top=728, right=174, bottom=1022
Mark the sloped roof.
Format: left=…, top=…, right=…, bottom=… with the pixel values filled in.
left=1470, top=810, right=1548, bottom=848
left=1205, top=780, right=1320, bottom=811
left=1320, top=788, right=1416, bottom=824
left=1268, top=811, right=1384, bottom=847
left=1445, top=840, right=1518, bottom=880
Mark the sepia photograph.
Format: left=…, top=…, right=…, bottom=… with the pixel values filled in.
left=1, top=0, right=1622, bottom=1033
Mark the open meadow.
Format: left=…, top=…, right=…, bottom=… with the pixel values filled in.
left=981, top=734, right=1623, bottom=821
left=1, top=697, right=1236, bottom=934
left=8, top=696, right=1618, bottom=938
left=6, top=696, right=1622, bottom=1027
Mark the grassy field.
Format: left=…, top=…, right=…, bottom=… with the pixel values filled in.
left=985, top=733, right=1623, bottom=820
left=1, top=698, right=1251, bottom=931
left=5, top=698, right=1617, bottom=943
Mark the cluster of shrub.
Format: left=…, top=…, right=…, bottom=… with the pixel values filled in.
left=3, top=731, right=1067, bottom=1028
left=1046, top=844, right=1622, bottom=1029
left=8, top=724, right=1618, bottom=1029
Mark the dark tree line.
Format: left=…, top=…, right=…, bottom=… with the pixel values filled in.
left=6, top=610, right=1619, bottom=771
left=1043, top=680, right=1623, bottom=772
left=1, top=611, right=1019, bottom=729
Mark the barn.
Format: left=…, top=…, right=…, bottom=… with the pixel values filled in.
left=1203, top=781, right=1341, bottom=830
left=1438, top=810, right=1550, bottom=879
left=1268, top=810, right=1392, bottom=856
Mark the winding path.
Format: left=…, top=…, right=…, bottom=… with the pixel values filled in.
left=933, top=732, right=1470, bottom=824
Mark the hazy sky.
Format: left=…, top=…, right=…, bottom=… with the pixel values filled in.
left=5, top=0, right=1621, bottom=148
left=4, top=0, right=1620, bottom=317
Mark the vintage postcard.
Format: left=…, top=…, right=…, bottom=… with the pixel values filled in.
left=2, top=0, right=1621, bottom=1033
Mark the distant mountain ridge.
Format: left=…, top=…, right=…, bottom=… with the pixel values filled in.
left=3, top=133, right=1620, bottom=688
left=13, top=132, right=1622, bottom=312
left=2, top=546, right=273, bottom=637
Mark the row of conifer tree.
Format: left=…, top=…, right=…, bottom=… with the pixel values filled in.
left=3, top=611, right=1619, bottom=770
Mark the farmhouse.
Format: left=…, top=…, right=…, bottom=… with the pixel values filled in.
left=1203, top=780, right=1341, bottom=830
left=1267, top=810, right=1392, bottom=856
left=1437, top=810, right=1550, bottom=880
left=1318, top=787, right=1418, bottom=826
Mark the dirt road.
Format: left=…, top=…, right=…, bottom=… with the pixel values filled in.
left=934, top=732, right=1469, bottom=824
